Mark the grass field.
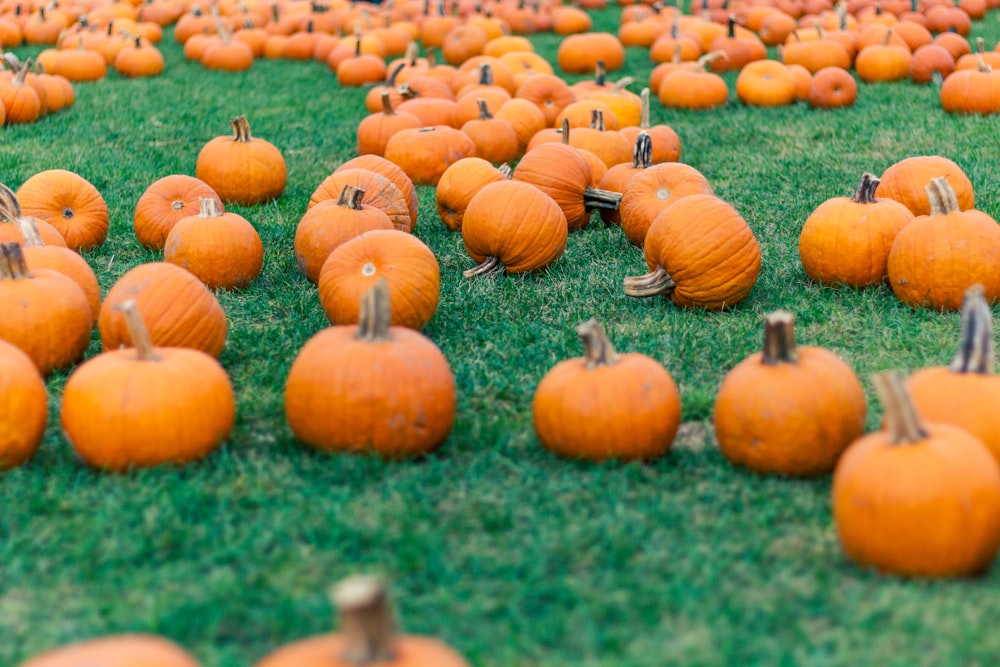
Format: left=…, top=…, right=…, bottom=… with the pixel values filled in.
left=4, top=7, right=1000, bottom=666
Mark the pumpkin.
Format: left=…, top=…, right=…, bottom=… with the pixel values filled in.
left=566, top=109, right=631, bottom=169
left=624, top=194, right=761, bottom=310
left=832, top=372, right=1000, bottom=577
left=906, top=285, right=1000, bottom=465
left=513, top=72, right=577, bottom=126
left=16, top=169, right=109, bottom=250
left=335, top=156, right=419, bottom=227
left=909, top=43, right=955, bottom=84
left=17, top=634, right=202, bottom=667
left=62, top=299, right=235, bottom=471
left=99, top=262, right=228, bottom=357
left=0, top=242, right=92, bottom=376
left=618, top=161, right=714, bottom=248
left=855, top=30, right=912, bottom=83
left=557, top=32, right=625, bottom=74
left=318, top=229, right=439, bottom=330
left=887, top=177, right=1000, bottom=311
left=494, top=97, right=547, bottom=155
left=807, top=66, right=857, bottom=108
left=940, top=50, right=1000, bottom=115
left=0, top=60, right=41, bottom=124
left=114, top=35, right=165, bottom=77
left=618, top=88, right=681, bottom=164
left=460, top=98, right=519, bottom=165
left=384, top=125, right=476, bottom=186
left=133, top=174, right=223, bottom=250
left=195, top=115, right=287, bottom=205
left=714, top=310, right=866, bottom=476
left=657, top=52, right=729, bottom=110
left=285, top=279, right=455, bottom=457
left=781, top=28, right=853, bottom=73
left=164, top=198, right=264, bottom=290
left=598, top=131, right=653, bottom=226
left=799, top=172, right=914, bottom=287
left=735, top=59, right=796, bottom=107
left=296, top=185, right=395, bottom=283
left=337, top=35, right=388, bottom=87
left=533, top=318, right=680, bottom=460
left=16, top=216, right=101, bottom=319
left=252, top=575, right=470, bottom=667
left=201, top=25, right=255, bottom=71
left=436, top=158, right=511, bottom=232
left=875, top=154, right=974, bottom=215
left=357, top=92, right=422, bottom=158
left=462, top=180, right=568, bottom=277
left=0, top=182, right=68, bottom=247
left=308, top=168, right=413, bottom=233
left=0, top=339, right=47, bottom=470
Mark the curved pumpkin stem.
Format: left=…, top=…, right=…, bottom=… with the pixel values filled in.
left=116, top=299, right=160, bottom=362
left=851, top=173, right=879, bottom=204
left=950, top=284, right=994, bottom=375
left=15, top=217, right=44, bottom=247
left=623, top=265, right=676, bottom=298
left=873, top=371, right=928, bottom=445
left=230, top=115, right=253, bottom=143
left=380, top=91, right=397, bottom=115
left=639, top=87, right=651, bottom=130
left=761, top=311, right=797, bottom=365
left=463, top=255, right=503, bottom=279
left=696, top=50, right=727, bottom=71
left=331, top=575, right=397, bottom=665
left=0, top=242, right=29, bottom=280
left=0, top=183, right=22, bottom=222
left=926, top=177, right=960, bottom=216
left=337, top=184, right=366, bottom=210
left=356, top=278, right=393, bottom=342
left=577, top=318, right=619, bottom=368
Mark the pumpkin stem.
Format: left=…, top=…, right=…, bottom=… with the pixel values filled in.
left=623, top=265, right=676, bottom=298
left=761, top=311, right=797, bottom=365
left=463, top=255, right=503, bottom=279
left=0, top=242, right=30, bottom=280
left=594, top=59, right=606, bottom=87
left=639, top=87, right=651, bottom=129
left=386, top=61, right=405, bottom=88
left=356, top=278, right=393, bottom=342
left=230, top=115, right=253, bottom=143
left=115, top=299, right=160, bottom=362
left=331, top=575, right=397, bottom=666
left=197, top=197, right=223, bottom=218
left=0, top=183, right=23, bottom=221
left=696, top=50, right=727, bottom=71
left=613, top=76, right=634, bottom=93
left=670, top=42, right=683, bottom=65
left=497, top=163, right=513, bottom=179
left=949, top=284, right=994, bottom=375
left=476, top=98, right=492, bottom=120
left=851, top=172, right=880, bottom=204
left=560, top=117, right=570, bottom=145
left=633, top=131, right=653, bottom=169
left=577, top=318, right=619, bottom=368
left=478, top=62, right=493, bottom=86
left=590, top=109, right=605, bottom=131
left=337, top=184, right=366, bottom=210
left=873, top=371, right=928, bottom=445
left=404, top=40, right=418, bottom=66
left=926, top=177, right=960, bottom=216
left=583, top=187, right=623, bottom=211
left=381, top=91, right=397, bottom=115
left=15, top=217, right=44, bottom=248
left=726, top=14, right=736, bottom=38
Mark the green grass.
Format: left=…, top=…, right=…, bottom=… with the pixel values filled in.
left=4, top=8, right=1000, bottom=666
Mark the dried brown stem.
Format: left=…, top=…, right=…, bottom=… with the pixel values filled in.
left=873, top=371, right=928, bottom=445
left=115, top=299, right=160, bottom=361
left=463, top=255, right=503, bottom=279
left=331, top=576, right=397, bottom=665
left=950, top=284, right=994, bottom=375
left=761, top=311, right=797, bottom=365
left=577, top=318, right=619, bottom=368
left=623, top=265, right=676, bottom=298
left=356, top=278, right=393, bottom=341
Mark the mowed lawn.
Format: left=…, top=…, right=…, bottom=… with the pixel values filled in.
left=4, top=6, right=1000, bottom=666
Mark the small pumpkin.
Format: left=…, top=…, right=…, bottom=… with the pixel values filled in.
left=460, top=98, right=519, bottom=165
left=318, top=229, right=440, bottom=330
left=875, top=154, right=974, bottom=216
left=164, top=198, right=264, bottom=290
left=308, top=168, right=413, bottom=233
left=0, top=339, right=47, bottom=470
left=714, top=311, right=866, bottom=476
left=833, top=372, right=1000, bottom=578
left=357, top=92, right=422, bottom=158
left=383, top=125, right=476, bottom=186
left=618, top=88, right=681, bottom=164
left=807, top=66, right=858, bottom=108
left=62, top=300, right=235, bottom=471
left=252, top=575, right=470, bottom=667
left=195, top=115, right=287, bottom=205
left=533, top=318, right=680, bottom=461
left=285, top=279, right=456, bottom=457
left=334, top=155, right=418, bottom=228
left=436, top=158, right=511, bottom=232
left=16, top=168, right=109, bottom=250
left=623, top=194, right=761, bottom=310
left=133, top=174, right=223, bottom=250
left=618, top=161, right=714, bottom=248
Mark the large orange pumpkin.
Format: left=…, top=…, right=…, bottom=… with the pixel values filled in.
left=0, top=338, right=47, bottom=470
left=714, top=310, right=867, bottom=476
left=62, top=300, right=235, bottom=471
left=285, top=280, right=455, bottom=457
left=16, top=169, right=109, bottom=250
left=533, top=318, right=680, bottom=460
left=195, top=115, right=287, bottom=205
left=833, top=372, right=1000, bottom=577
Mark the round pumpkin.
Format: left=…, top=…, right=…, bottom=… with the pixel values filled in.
left=195, top=115, right=287, bottom=205
left=0, top=339, right=47, bottom=470
left=16, top=216, right=101, bottom=320
left=285, top=279, right=456, bottom=457
left=164, top=198, right=264, bottom=290
left=436, top=158, right=511, bottom=232
left=133, top=174, right=222, bottom=250
left=384, top=125, right=476, bottom=186
left=618, top=161, right=714, bottom=248
left=16, top=168, right=109, bottom=250
left=714, top=310, right=866, bottom=476
left=17, top=634, right=202, bottom=667
left=875, top=154, right=974, bottom=216
left=533, top=318, right=680, bottom=460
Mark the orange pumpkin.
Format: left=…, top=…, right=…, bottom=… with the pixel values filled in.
left=436, top=158, right=510, bottom=232
left=335, top=156, right=419, bottom=228
left=383, top=125, right=476, bottom=186
left=17, top=634, right=202, bottom=667
left=460, top=98, right=519, bottom=165
left=357, top=92, right=422, bottom=157
left=99, top=262, right=228, bottom=357
left=462, top=180, right=568, bottom=277
left=16, top=169, right=109, bottom=250
left=618, top=161, right=713, bottom=247
left=62, top=300, right=235, bottom=471
left=0, top=242, right=92, bottom=376
left=17, top=216, right=101, bottom=319
left=0, top=338, right=47, bottom=470
left=617, top=88, right=681, bottom=164
left=133, top=174, right=223, bottom=250
left=799, top=172, right=914, bottom=287
left=807, top=66, right=857, bottom=108
left=735, top=59, right=796, bottom=107
left=833, top=372, right=1000, bottom=577
left=252, top=575, right=470, bottom=667
left=714, top=311, right=866, bottom=476
left=318, top=229, right=440, bottom=330
left=308, top=168, right=413, bottom=234
left=598, top=131, right=653, bottom=226
left=624, top=194, right=761, bottom=310
left=533, top=318, right=680, bottom=460
left=164, top=198, right=264, bottom=290
left=875, top=154, right=974, bottom=215
left=513, top=73, right=577, bottom=126
left=285, top=280, right=456, bottom=457
left=195, top=115, right=287, bottom=205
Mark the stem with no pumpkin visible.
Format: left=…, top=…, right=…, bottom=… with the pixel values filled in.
left=872, top=371, right=928, bottom=445
left=623, top=265, right=676, bottom=298
left=761, top=310, right=797, bottom=365
left=950, top=284, right=994, bottom=375
left=577, top=318, right=620, bottom=368
left=331, top=575, right=398, bottom=665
